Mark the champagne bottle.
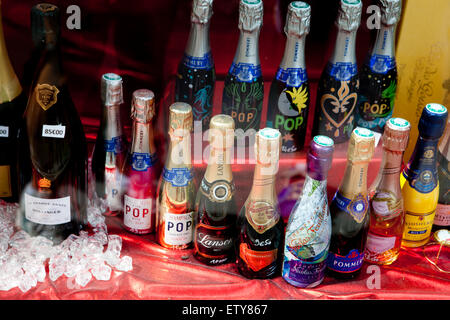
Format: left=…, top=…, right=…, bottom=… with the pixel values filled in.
left=267, top=2, right=311, bottom=153
left=91, top=73, right=128, bottom=216
left=0, top=3, right=27, bottom=202
left=356, top=0, right=401, bottom=133
left=401, top=103, right=448, bottom=247
left=433, top=119, right=449, bottom=231
left=156, top=103, right=196, bottom=249
left=283, top=135, right=334, bottom=288
left=194, top=114, right=237, bottom=265
left=327, top=127, right=375, bottom=279
left=236, top=127, right=284, bottom=279
left=175, top=0, right=215, bottom=129
left=365, top=118, right=410, bottom=265
left=123, top=89, right=158, bottom=235
left=311, top=0, right=362, bottom=144
left=222, top=0, right=264, bottom=136
left=18, top=4, right=87, bottom=244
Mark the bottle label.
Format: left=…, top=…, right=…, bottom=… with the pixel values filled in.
left=282, top=256, right=327, bottom=286
left=35, top=84, right=59, bottom=111
left=0, top=126, right=9, bottom=138
left=0, top=165, right=12, bottom=198
left=104, top=136, right=126, bottom=154
left=371, top=190, right=402, bottom=220
left=275, top=67, right=307, bottom=87
left=368, top=54, right=396, bottom=74
left=182, top=52, right=213, bottom=70
left=326, top=249, right=364, bottom=273
left=164, top=212, right=194, bottom=246
left=200, top=179, right=235, bottom=203
left=163, top=167, right=193, bottom=187
left=403, top=210, right=435, bottom=242
left=194, top=223, right=234, bottom=261
left=334, top=192, right=369, bottom=223
left=404, top=142, right=438, bottom=193
left=24, top=193, right=71, bottom=225
left=131, top=152, right=156, bottom=171
left=246, top=201, right=280, bottom=234
left=434, top=204, right=450, bottom=227
left=229, top=62, right=262, bottom=83
left=105, top=167, right=122, bottom=211
left=326, top=62, right=358, bottom=81
left=42, top=125, right=66, bottom=139
left=124, top=195, right=153, bottom=232
left=239, top=242, right=278, bottom=272
left=365, top=233, right=397, bottom=254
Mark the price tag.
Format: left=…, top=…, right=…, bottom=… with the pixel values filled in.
left=42, top=124, right=66, bottom=138
left=0, top=126, right=9, bottom=138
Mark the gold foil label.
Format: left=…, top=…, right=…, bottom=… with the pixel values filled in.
left=246, top=200, right=279, bottom=234
left=35, top=84, right=59, bottom=111
left=402, top=210, right=435, bottom=242
left=0, top=165, right=12, bottom=197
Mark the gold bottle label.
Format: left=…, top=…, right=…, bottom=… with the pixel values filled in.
left=0, top=165, right=12, bottom=197
left=35, top=84, right=60, bottom=111
left=246, top=200, right=279, bottom=234
left=403, top=210, right=435, bottom=242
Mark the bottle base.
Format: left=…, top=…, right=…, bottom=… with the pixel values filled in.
left=326, top=268, right=361, bottom=280
left=282, top=275, right=324, bottom=288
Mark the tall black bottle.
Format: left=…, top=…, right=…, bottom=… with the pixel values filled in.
left=0, top=4, right=27, bottom=203
left=18, top=4, right=88, bottom=244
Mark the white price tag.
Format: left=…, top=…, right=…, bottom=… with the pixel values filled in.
left=42, top=124, right=66, bottom=138
left=0, top=126, right=9, bottom=138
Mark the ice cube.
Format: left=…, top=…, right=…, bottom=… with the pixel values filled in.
left=75, top=270, right=92, bottom=287
left=116, top=256, right=133, bottom=272
left=19, top=272, right=37, bottom=293
left=106, top=235, right=122, bottom=258
left=91, top=263, right=112, bottom=281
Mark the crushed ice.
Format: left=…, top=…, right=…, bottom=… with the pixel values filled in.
left=0, top=198, right=133, bottom=293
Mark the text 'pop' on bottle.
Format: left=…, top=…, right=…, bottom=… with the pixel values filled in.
left=222, top=0, right=264, bottom=136
left=175, top=0, right=215, bottom=129
left=123, top=89, right=158, bottom=235
left=91, top=73, right=128, bottom=216
left=157, top=103, right=196, bottom=249
left=401, top=103, right=448, bottom=248
left=365, top=118, right=410, bottom=265
left=356, top=0, right=402, bottom=133
left=19, top=4, right=87, bottom=244
left=327, top=127, right=375, bottom=279
left=194, top=114, right=237, bottom=265
left=267, top=1, right=311, bottom=153
left=0, top=2, right=27, bottom=203
left=312, top=0, right=362, bottom=144
left=283, top=135, right=334, bottom=288
left=236, top=127, right=284, bottom=279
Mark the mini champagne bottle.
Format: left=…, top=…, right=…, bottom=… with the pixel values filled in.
left=311, top=0, right=362, bottom=144
left=267, top=1, right=311, bottom=153
left=156, top=103, right=196, bottom=249
left=175, top=0, right=215, bottom=129
left=194, top=114, right=237, bottom=265
left=327, top=127, right=375, bottom=279
left=91, top=73, right=128, bottom=216
left=433, top=119, right=449, bottom=231
left=222, top=0, right=264, bottom=136
left=236, top=127, right=284, bottom=279
left=356, top=0, right=402, bottom=133
left=365, top=118, right=410, bottom=265
left=401, top=103, right=448, bottom=247
left=123, top=90, right=158, bottom=235
left=283, top=135, right=334, bottom=288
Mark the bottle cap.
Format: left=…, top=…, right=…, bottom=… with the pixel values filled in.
left=383, top=117, right=410, bottom=152
left=31, top=3, right=60, bottom=46
left=255, top=128, right=281, bottom=173
left=380, top=0, right=402, bottom=26
left=169, top=102, right=193, bottom=138
left=209, top=114, right=235, bottom=149
left=191, top=0, right=213, bottom=24
left=348, top=127, right=375, bottom=162
left=418, top=103, right=448, bottom=140
left=131, top=89, right=155, bottom=123
left=308, top=135, right=335, bottom=180
left=336, top=0, right=362, bottom=32
left=101, top=73, right=123, bottom=106
left=239, top=0, right=263, bottom=32
left=284, top=1, right=311, bottom=38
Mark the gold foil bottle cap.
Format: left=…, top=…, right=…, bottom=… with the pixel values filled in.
left=169, top=102, right=193, bottom=138
left=284, top=1, right=311, bottom=38
left=131, top=89, right=155, bottom=123
left=380, top=0, right=402, bottom=26
left=336, top=0, right=362, bottom=32
left=209, top=114, right=235, bottom=149
left=101, top=73, right=123, bottom=106
left=239, top=0, right=263, bottom=32
left=191, top=0, right=213, bottom=24
left=348, top=127, right=375, bottom=162
left=383, top=117, right=411, bottom=152
left=255, top=128, right=281, bottom=172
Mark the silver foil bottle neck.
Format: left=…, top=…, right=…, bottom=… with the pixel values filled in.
left=284, top=1, right=310, bottom=38
left=380, top=0, right=402, bottom=26
left=101, top=73, right=123, bottom=106
left=336, top=0, right=362, bottom=32
left=239, top=0, right=263, bottom=33
left=191, top=0, right=213, bottom=24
